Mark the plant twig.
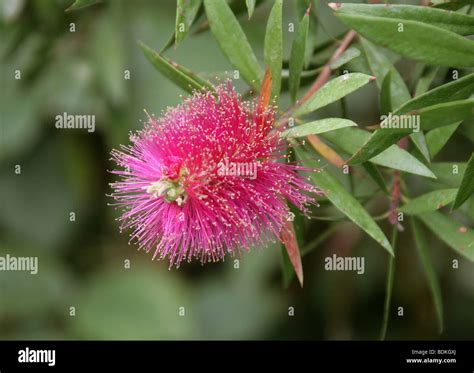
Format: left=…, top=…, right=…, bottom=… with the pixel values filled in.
left=278, top=29, right=357, bottom=126
left=379, top=225, right=398, bottom=340
left=299, top=30, right=357, bottom=108
left=388, top=137, right=408, bottom=226
left=277, top=30, right=357, bottom=168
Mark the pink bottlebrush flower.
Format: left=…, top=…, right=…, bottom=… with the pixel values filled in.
left=110, top=81, right=321, bottom=267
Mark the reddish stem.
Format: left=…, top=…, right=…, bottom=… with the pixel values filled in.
left=278, top=30, right=357, bottom=126
left=389, top=137, right=409, bottom=225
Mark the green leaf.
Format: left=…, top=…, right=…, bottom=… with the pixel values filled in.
left=360, top=38, right=411, bottom=109
left=410, top=131, right=430, bottom=163
left=418, top=99, right=474, bottom=131
left=461, top=118, right=474, bottom=144
left=347, top=129, right=407, bottom=166
left=264, top=0, right=283, bottom=103
left=295, top=147, right=393, bottom=256
left=139, top=42, right=211, bottom=94
left=399, top=189, right=458, bottom=215
left=380, top=72, right=392, bottom=116
left=362, top=162, right=389, bottom=195
left=333, top=13, right=474, bottom=67
left=173, top=61, right=214, bottom=90
left=348, top=99, right=474, bottom=165
left=289, top=8, right=310, bottom=103
left=160, top=32, right=177, bottom=54
left=175, top=0, right=202, bottom=47
left=204, top=0, right=261, bottom=90
left=246, top=0, right=256, bottom=19
left=431, top=162, right=467, bottom=187
left=453, top=153, right=474, bottom=210
left=330, top=3, right=474, bottom=36
left=295, top=73, right=374, bottom=117
left=193, top=0, right=263, bottom=36
left=162, top=4, right=205, bottom=53
left=414, top=67, right=439, bottom=97
left=360, top=39, right=434, bottom=161
left=347, top=73, right=474, bottom=164
left=66, top=0, right=100, bottom=11
left=419, top=211, right=474, bottom=262
left=328, top=46, right=361, bottom=70
left=410, top=218, right=443, bottom=333
left=281, top=118, right=357, bottom=138
left=322, top=128, right=436, bottom=178
left=426, top=122, right=461, bottom=158
left=280, top=245, right=296, bottom=288
left=281, top=221, right=304, bottom=287
left=397, top=73, right=474, bottom=114
left=433, top=1, right=474, bottom=11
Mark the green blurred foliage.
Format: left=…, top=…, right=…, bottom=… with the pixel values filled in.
left=0, top=0, right=472, bottom=340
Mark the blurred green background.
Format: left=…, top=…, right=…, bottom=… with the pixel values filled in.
left=1, top=0, right=473, bottom=340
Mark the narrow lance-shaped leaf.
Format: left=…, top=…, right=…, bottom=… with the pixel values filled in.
left=264, top=0, right=283, bottom=103
left=410, top=132, right=430, bottom=163
left=280, top=149, right=307, bottom=288
left=360, top=38, right=410, bottom=108
left=162, top=5, right=205, bottom=53
left=361, top=38, right=430, bottom=161
left=362, top=162, right=389, bottom=195
left=419, top=211, right=474, bottom=262
left=161, top=33, right=177, bottom=54
left=426, top=122, right=461, bottom=158
left=453, top=153, right=474, bottom=210
left=329, top=46, right=361, bottom=70
left=332, top=12, right=474, bottom=67
left=289, top=7, right=310, bottom=103
left=349, top=98, right=474, bottom=165
left=175, top=0, right=202, bottom=47
left=280, top=202, right=310, bottom=287
left=349, top=72, right=474, bottom=163
left=66, top=0, right=100, bottom=11
left=397, top=73, right=474, bottom=114
left=322, top=127, right=436, bottom=178
left=295, top=147, right=394, bottom=256
left=418, top=99, right=474, bottom=132
left=399, top=189, right=458, bottom=215
left=462, top=118, right=474, bottom=144
left=204, top=0, right=261, bottom=90
left=139, top=42, right=210, bottom=94
left=380, top=70, right=392, bottom=116
left=434, top=1, right=474, bottom=11
left=414, top=66, right=439, bottom=97
left=410, top=218, right=444, bottom=333
left=246, top=0, right=256, bottom=19
left=329, top=3, right=474, bottom=36
left=281, top=220, right=304, bottom=287
left=281, top=244, right=296, bottom=288
left=173, top=61, right=214, bottom=90
left=295, top=73, right=375, bottom=117
left=296, top=0, right=318, bottom=68
left=193, top=0, right=263, bottom=36
left=431, top=163, right=467, bottom=188
left=281, top=118, right=357, bottom=138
